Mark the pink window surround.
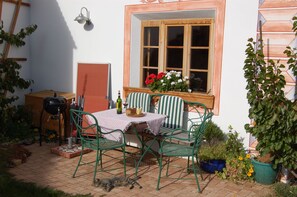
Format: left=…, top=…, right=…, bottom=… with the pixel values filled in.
left=123, top=0, right=226, bottom=115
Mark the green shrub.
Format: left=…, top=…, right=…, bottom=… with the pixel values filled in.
left=216, top=126, right=254, bottom=182
left=203, top=121, right=226, bottom=146
left=199, top=142, right=226, bottom=160
left=1, top=105, right=34, bottom=143
left=225, top=125, right=245, bottom=157
left=273, top=183, right=297, bottom=197
left=199, top=121, right=227, bottom=160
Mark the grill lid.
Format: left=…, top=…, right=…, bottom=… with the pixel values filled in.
left=43, top=93, right=67, bottom=115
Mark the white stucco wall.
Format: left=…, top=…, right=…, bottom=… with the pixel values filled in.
left=29, top=0, right=139, bottom=95
left=27, top=0, right=259, bottom=147
left=215, top=0, right=258, bottom=146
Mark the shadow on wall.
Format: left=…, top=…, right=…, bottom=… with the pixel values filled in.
left=30, top=0, right=76, bottom=93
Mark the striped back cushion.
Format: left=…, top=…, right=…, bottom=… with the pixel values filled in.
left=127, top=92, right=151, bottom=112
left=157, top=95, right=184, bottom=129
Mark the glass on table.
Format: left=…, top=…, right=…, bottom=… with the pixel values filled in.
left=123, top=100, right=128, bottom=112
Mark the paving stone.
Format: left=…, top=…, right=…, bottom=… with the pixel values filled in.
left=8, top=143, right=274, bottom=197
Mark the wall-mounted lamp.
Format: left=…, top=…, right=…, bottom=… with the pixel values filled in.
left=74, top=7, right=94, bottom=31
left=74, top=7, right=92, bottom=25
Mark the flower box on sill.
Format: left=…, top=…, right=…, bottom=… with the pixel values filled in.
left=123, top=86, right=215, bottom=109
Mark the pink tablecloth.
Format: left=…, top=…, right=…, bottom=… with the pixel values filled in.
left=91, top=109, right=166, bottom=141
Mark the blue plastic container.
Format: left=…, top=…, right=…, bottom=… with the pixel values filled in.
left=200, top=159, right=226, bottom=173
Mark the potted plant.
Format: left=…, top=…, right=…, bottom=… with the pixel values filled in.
left=216, top=126, right=254, bottom=183
left=243, top=17, right=297, bottom=184
left=199, top=121, right=227, bottom=173
left=144, top=70, right=190, bottom=92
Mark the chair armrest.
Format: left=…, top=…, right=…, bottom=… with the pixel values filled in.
left=101, top=129, right=126, bottom=144
left=161, top=129, right=192, bottom=141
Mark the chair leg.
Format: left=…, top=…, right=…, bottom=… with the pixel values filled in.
left=156, top=155, right=163, bottom=190
left=99, top=150, right=103, bottom=169
left=72, top=145, right=84, bottom=178
left=187, top=156, right=190, bottom=173
left=165, top=157, right=170, bottom=176
left=192, top=156, right=201, bottom=193
left=122, top=147, right=126, bottom=177
left=196, top=154, right=204, bottom=181
left=93, top=149, right=100, bottom=183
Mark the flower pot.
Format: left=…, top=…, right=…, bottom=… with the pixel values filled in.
left=251, top=159, right=278, bottom=185
left=200, top=159, right=226, bottom=173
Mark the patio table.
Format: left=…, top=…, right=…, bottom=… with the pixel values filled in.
left=90, top=109, right=167, bottom=176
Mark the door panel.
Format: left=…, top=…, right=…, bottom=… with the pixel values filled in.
left=77, top=63, right=110, bottom=112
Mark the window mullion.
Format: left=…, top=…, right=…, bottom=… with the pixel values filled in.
left=163, top=23, right=168, bottom=72
left=140, top=24, right=145, bottom=87
left=207, top=22, right=214, bottom=94
left=184, top=25, right=190, bottom=78
left=159, top=22, right=165, bottom=72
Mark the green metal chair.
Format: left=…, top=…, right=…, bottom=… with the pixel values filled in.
left=172, top=101, right=210, bottom=145
left=134, top=95, right=184, bottom=176
left=126, top=92, right=151, bottom=112
left=70, top=109, right=126, bottom=183
left=157, top=109, right=214, bottom=192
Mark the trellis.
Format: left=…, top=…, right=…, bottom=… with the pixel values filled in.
left=0, top=0, right=30, bottom=61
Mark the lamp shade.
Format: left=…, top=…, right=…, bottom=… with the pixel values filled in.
left=74, top=14, right=87, bottom=24
left=74, top=7, right=91, bottom=25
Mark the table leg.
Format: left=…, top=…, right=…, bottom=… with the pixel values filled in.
left=135, top=135, right=161, bottom=177
left=131, top=126, right=161, bottom=177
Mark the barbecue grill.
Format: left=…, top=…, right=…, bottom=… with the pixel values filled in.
left=39, top=93, right=67, bottom=146
left=43, top=94, right=67, bottom=115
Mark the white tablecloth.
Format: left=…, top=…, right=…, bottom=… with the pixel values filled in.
left=90, top=109, right=166, bottom=141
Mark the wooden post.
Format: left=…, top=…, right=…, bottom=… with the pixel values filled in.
left=0, top=0, right=3, bottom=21
left=4, top=0, right=30, bottom=7
left=3, top=0, right=22, bottom=58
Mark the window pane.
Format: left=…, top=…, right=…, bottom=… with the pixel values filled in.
left=167, top=48, right=183, bottom=69
left=143, top=48, right=148, bottom=66
left=191, top=26, right=209, bottom=46
left=167, top=26, right=184, bottom=46
left=189, top=72, right=207, bottom=92
left=144, top=27, right=159, bottom=46
left=190, top=49, right=209, bottom=69
left=143, top=68, right=158, bottom=87
left=143, top=48, right=159, bottom=67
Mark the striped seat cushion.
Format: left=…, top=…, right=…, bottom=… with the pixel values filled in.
left=127, top=92, right=151, bottom=112
left=157, top=95, right=184, bottom=129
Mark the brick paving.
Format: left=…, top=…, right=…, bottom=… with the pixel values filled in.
left=9, top=143, right=273, bottom=197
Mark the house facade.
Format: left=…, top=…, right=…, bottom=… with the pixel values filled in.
left=2, top=0, right=296, bottom=147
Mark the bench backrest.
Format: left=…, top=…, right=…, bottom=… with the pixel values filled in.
left=127, top=92, right=151, bottom=112
left=157, top=95, right=184, bottom=129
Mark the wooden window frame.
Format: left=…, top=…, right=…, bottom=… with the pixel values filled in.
left=140, top=19, right=214, bottom=93
left=124, top=1, right=226, bottom=114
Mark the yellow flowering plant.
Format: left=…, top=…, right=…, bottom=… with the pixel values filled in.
left=219, top=153, right=254, bottom=182
left=216, top=126, right=254, bottom=182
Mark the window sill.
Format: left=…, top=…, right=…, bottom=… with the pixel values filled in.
left=123, top=87, right=215, bottom=109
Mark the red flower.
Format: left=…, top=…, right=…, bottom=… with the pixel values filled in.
left=157, top=72, right=165, bottom=79
left=145, top=73, right=157, bottom=85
